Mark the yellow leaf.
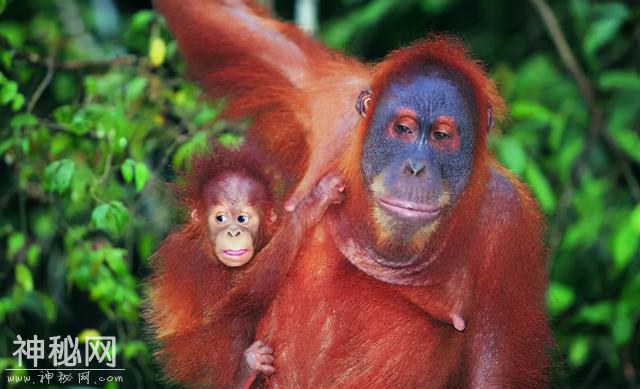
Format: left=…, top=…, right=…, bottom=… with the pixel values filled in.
left=149, top=37, right=166, bottom=67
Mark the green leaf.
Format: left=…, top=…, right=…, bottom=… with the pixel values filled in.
left=78, top=329, right=101, bottom=343
left=577, top=301, right=613, bottom=324
left=53, top=105, right=74, bottom=125
left=105, top=248, right=128, bottom=276
left=611, top=224, right=638, bottom=272
left=123, top=341, right=149, bottom=359
left=7, top=232, right=26, bottom=260
left=125, top=76, right=148, bottom=103
left=120, top=159, right=135, bottom=184
left=608, top=127, right=640, bottom=163
left=612, top=308, right=633, bottom=346
left=599, top=71, right=640, bottom=91
left=173, top=132, right=209, bottom=168
left=321, top=0, right=399, bottom=49
left=0, top=138, right=14, bottom=155
left=11, top=93, right=24, bottom=111
left=547, top=282, right=575, bottom=316
left=149, top=36, right=166, bottom=68
left=130, top=10, right=155, bottom=31
left=0, top=0, right=7, bottom=15
left=15, top=264, right=34, bottom=292
left=420, top=0, right=454, bottom=13
left=496, top=137, right=527, bottom=176
left=37, top=293, right=57, bottom=322
left=10, top=113, right=37, bottom=130
left=583, top=3, right=629, bottom=57
left=630, top=204, right=640, bottom=233
left=510, top=100, right=553, bottom=123
left=26, top=244, right=41, bottom=268
left=194, top=105, right=221, bottom=127
left=134, top=162, right=149, bottom=193
left=218, top=132, right=244, bottom=147
left=525, top=163, right=556, bottom=212
left=91, top=201, right=130, bottom=238
left=568, top=337, right=589, bottom=367
left=44, top=159, right=76, bottom=194
left=0, top=80, right=18, bottom=105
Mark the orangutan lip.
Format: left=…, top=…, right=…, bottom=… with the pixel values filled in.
left=376, top=197, right=441, bottom=220
left=223, top=249, right=249, bottom=257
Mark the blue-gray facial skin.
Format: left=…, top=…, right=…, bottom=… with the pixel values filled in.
left=361, top=68, right=478, bottom=227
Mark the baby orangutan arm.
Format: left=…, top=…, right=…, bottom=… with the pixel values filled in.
left=218, top=173, right=344, bottom=386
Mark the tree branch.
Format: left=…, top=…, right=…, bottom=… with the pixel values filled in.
left=529, top=0, right=603, bottom=136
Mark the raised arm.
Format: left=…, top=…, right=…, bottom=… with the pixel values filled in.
left=154, top=0, right=370, bottom=209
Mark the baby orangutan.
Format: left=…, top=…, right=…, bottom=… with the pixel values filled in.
left=147, top=146, right=344, bottom=388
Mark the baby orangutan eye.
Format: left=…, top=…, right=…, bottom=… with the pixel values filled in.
left=216, top=214, right=228, bottom=223
left=237, top=214, right=249, bottom=224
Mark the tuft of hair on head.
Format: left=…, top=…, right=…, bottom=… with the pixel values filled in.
left=174, top=141, right=277, bottom=218
left=372, top=35, right=506, bottom=130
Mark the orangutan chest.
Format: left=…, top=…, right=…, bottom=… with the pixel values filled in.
left=256, top=247, right=466, bottom=387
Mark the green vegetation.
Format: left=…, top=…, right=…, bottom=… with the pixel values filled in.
left=0, top=0, right=638, bottom=387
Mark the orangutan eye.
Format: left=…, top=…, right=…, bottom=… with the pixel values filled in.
left=395, top=124, right=414, bottom=135
left=432, top=131, right=450, bottom=141
left=215, top=214, right=228, bottom=223
left=237, top=215, right=249, bottom=224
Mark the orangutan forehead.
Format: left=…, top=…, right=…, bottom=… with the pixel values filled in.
left=208, top=172, right=263, bottom=206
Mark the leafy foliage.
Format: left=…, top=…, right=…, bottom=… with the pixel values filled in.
left=0, top=0, right=638, bottom=387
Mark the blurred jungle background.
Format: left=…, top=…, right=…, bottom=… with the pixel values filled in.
left=0, top=0, right=638, bottom=387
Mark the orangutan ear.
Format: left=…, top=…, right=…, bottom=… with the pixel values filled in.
left=190, top=209, right=199, bottom=221
left=487, top=107, right=494, bottom=131
left=356, top=89, right=372, bottom=118
left=270, top=209, right=278, bottom=224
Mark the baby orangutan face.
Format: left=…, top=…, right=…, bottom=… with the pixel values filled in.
left=206, top=173, right=264, bottom=267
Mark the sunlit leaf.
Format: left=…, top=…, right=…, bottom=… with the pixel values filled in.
left=577, top=301, right=613, bottom=325
left=631, top=204, right=640, bottom=233
left=599, top=71, right=640, bottom=91
left=105, top=248, right=128, bottom=276
left=611, top=224, right=638, bottom=272
left=11, top=93, right=24, bottom=111
left=121, top=159, right=135, bottom=184
left=91, top=201, right=130, bottom=238
left=7, top=232, right=25, bottom=260
left=608, top=127, right=640, bottom=164
left=126, top=76, right=148, bottom=103
left=569, top=337, right=589, bottom=367
left=612, top=306, right=633, bottom=346
left=26, top=244, right=41, bottom=267
left=78, top=329, right=101, bottom=344
left=37, top=293, right=57, bottom=322
left=321, top=0, right=399, bottom=49
left=134, top=162, right=149, bottom=193
left=173, top=132, right=209, bottom=168
left=10, top=113, right=37, bottom=129
left=583, top=3, right=629, bottom=57
left=510, top=100, right=553, bottom=123
left=547, top=282, right=575, bottom=316
left=496, top=137, right=527, bottom=176
left=149, top=36, right=166, bottom=67
left=15, top=264, right=34, bottom=292
left=123, top=340, right=149, bottom=359
left=44, top=159, right=76, bottom=194
left=0, top=80, right=18, bottom=104
left=218, top=132, right=244, bottom=147
left=525, top=162, right=556, bottom=212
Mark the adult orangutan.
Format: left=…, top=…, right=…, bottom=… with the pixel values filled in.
left=152, top=0, right=551, bottom=387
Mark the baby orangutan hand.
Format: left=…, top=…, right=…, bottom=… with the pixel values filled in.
left=244, top=340, right=275, bottom=376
